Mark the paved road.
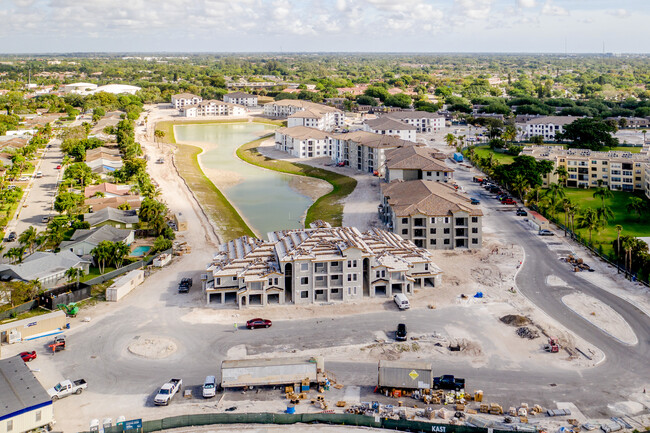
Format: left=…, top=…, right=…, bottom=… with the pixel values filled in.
left=3, top=138, right=63, bottom=254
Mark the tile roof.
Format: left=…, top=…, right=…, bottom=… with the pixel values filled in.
left=365, top=117, right=416, bottom=131
left=84, top=183, right=131, bottom=198
left=332, top=130, right=417, bottom=149
left=276, top=126, right=330, bottom=140
left=226, top=92, right=255, bottom=98
left=381, top=180, right=483, bottom=217
left=84, top=196, right=142, bottom=212
left=172, top=93, right=200, bottom=99
left=385, top=146, right=454, bottom=172
left=525, top=116, right=579, bottom=126
left=384, top=111, right=445, bottom=120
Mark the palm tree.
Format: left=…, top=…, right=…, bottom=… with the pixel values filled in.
left=596, top=205, right=614, bottom=225
left=154, top=129, right=165, bottom=143
left=111, top=242, right=131, bottom=269
left=526, top=186, right=543, bottom=208
left=576, top=207, right=602, bottom=245
left=554, top=166, right=568, bottom=185
left=614, top=225, right=623, bottom=273
left=592, top=187, right=613, bottom=208
left=626, top=197, right=647, bottom=222
left=566, top=201, right=578, bottom=238
left=642, top=129, right=647, bottom=145
left=64, top=267, right=84, bottom=289
left=621, top=236, right=634, bottom=278
left=561, top=198, right=574, bottom=236
left=444, top=133, right=456, bottom=148
left=18, top=226, right=38, bottom=255
left=511, top=174, right=529, bottom=201
left=91, top=241, right=113, bottom=274
left=544, top=183, right=566, bottom=218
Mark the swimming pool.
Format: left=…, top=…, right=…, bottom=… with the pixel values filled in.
left=131, top=246, right=151, bottom=257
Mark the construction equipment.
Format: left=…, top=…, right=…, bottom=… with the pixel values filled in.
left=544, top=337, right=560, bottom=353
left=49, top=335, right=66, bottom=352
left=57, top=303, right=79, bottom=317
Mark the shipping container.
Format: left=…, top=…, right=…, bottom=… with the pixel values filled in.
left=221, top=356, right=324, bottom=388
left=378, top=360, right=433, bottom=390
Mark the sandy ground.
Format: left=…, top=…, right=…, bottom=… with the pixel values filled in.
left=256, top=140, right=382, bottom=231
left=562, top=293, right=638, bottom=345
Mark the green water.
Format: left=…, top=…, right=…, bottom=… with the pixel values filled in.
left=174, top=122, right=312, bottom=238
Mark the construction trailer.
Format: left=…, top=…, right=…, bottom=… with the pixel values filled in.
left=221, top=356, right=325, bottom=389
left=0, top=310, right=66, bottom=347
left=378, top=360, right=433, bottom=392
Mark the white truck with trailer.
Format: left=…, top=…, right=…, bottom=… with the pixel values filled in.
left=154, top=378, right=182, bottom=405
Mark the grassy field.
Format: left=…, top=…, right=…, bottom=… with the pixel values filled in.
left=472, top=146, right=517, bottom=164
left=236, top=138, right=357, bottom=227
left=553, top=189, right=650, bottom=253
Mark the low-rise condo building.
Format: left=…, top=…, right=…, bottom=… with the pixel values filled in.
left=171, top=93, right=202, bottom=109
left=223, top=91, right=258, bottom=107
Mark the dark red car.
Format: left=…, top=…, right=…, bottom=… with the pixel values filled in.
left=19, top=351, right=37, bottom=362
left=55, top=165, right=62, bottom=169
left=501, top=198, right=516, bottom=205
left=246, top=318, right=272, bottom=329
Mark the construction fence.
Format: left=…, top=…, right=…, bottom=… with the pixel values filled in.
left=96, top=412, right=521, bottom=433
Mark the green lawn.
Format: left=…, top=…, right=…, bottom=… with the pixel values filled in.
left=472, top=146, right=517, bottom=164
left=553, top=189, right=650, bottom=253
left=236, top=137, right=357, bottom=227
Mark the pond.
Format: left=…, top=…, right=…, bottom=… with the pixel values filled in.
left=174, top=122, right=314, bottom=238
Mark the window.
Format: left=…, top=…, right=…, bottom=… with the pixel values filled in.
left=402, top=229, right=408, bottom=235
left=424, top=264, right=429, bottom=271
left=347, top=273, right=358, bottom=282
left=444, top=239, right=450, bottom=245
left=232, top=276, right=237, bottom=281
left=444, top=217, right=450, bottom=224
left=472, top=238, right=479, bottom=244
left=215, top=278, right=221, bottom=285
left=430, top=239, right=436, bottom=245
left=430, top=228, right=436, bottom=234
left=300, top=263, right=309, bottom=271
left=443, top=228, right=450, bottom=234
left=471, top=217, right=478, bottom=223
left=430, top=217, right=436, bottom=224
left=301, top=291, right=309, bottom=299
left=472, top=227, right=478, bottom=233
left=347, top=260, right=357, bottom=268
left=300, top=277, right=309, bottom=285
left=401, top=217, right=408, bottom=224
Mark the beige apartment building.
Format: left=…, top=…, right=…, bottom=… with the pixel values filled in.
left=203, top=225, right=442, bottom=308
left=522, top=145, right=650, bottom=191
left=264, top=100, right=344, bottom=131
left=384, top=145, right=454, bottom=183
left=380, top=180, right=483, bottom=250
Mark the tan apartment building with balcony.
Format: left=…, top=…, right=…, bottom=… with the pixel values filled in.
left=384, top=145, right=454, bottom=183
left=264, top=100, right=344, bottom=131
left=380, top=180, right=483, bottom=250
left=522, top=145, right=650, bottom=191
left=171, top=93, right=202, bottom=109
left=203, top=225, right=442, bottom=308
left=274, top=126, right=332, bottom=158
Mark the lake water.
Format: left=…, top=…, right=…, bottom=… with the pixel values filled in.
left=174, top=122, right=312, bottom=238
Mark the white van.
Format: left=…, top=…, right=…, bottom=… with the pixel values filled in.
left=202, top=375, right=216, bottom=398
left=394, top=294, right=410, bottom=310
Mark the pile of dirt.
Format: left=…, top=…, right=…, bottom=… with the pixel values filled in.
left=500, top=315, right=530, bottom=326
left=516, top=327, right=539, bottom=339
left=447, top=338, right=483, bottom=356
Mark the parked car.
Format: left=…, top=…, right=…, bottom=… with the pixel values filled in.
left=154, top=378, right=182, bottom=406
left=178, top=278, right=192, bottom=293
left=55, top=165, right=62, bottom=169
left=42, top=216, right=51, bottom=223
left=516, top=208, right=528, bottom=216
left=35, top=171, right=43, bottom=178
left=202, top=375, right=217, bottom=398
left=539, top=229, right=554, bottom=236
left=246, top=318, right=272, bottom=329
left=18, top=176, right=29, bottom=182
left=19, top=351, right=37, bottom=362
left=470, top=198, right=480, bottom=205
left=6, top=231, right=16, bottom=242
left=501, top=198, right=516, bottom=205
left=156, top=158, right=164, bottom=164
left=433, top=375, right=465, bottom=391
left=396, top=323, right=407, bottom=341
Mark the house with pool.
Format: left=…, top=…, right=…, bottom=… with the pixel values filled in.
left=203, top=225, right=442, bottom=308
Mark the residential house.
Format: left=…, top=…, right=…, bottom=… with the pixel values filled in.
left=605, top=116, right=650, bottom=128
left=382, top=111, right=446, bottom=133
left=223, top=91, right=258, bottom=107
left=364, top=117, right=417, bottom=141
left=521, top=145, right=650, bottom=191
left=524, top=116, right=578, bottom=140
left=85, top=153, right=123, bottom=174
left=204, top=225, right=442, bottom=308
left=384, top=146, right=454, bottom=183
left=85, top=146, right=120, bottom=160
left=274, top=126, right=332, bottom=158
left=380, top=180, right=483, bottom=250
left=331, top=130, right=417, bottom=175
left=84, top=183, right=132, bottom=199
left=180, top=100, right=246, bottom=117
left=0, top=357, right=54, bottom=433
left=84, top=207, right=139, bottom=228
left=171, top=93, right=202, bottom=109
left=60, top=225, right=135, bottom=256
left=85, top=196, right=142, bottom=212
left=62, top=82, right=98, bottom=94
left=264, top=100, right=344, bottom=131
left=0, top=251, right=90, bottom=289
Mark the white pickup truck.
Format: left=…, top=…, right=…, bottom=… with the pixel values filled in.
left=48, top=379, right=87, bottom=400
left=154, top=378, right=182, bottom=406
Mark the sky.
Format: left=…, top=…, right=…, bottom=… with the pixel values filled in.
left=0, top=0, right=648, bottom=54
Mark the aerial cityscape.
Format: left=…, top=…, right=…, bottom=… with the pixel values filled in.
left=0, top=1, right=649, bottom=433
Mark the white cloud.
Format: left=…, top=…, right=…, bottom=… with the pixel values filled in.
left=454, top=0, right=493, bottom=20
left=541, top=0, right=569, bottom=16
left=611, top=9, right=629, bottom=18
left=516, top=0, right=536, bottom=8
